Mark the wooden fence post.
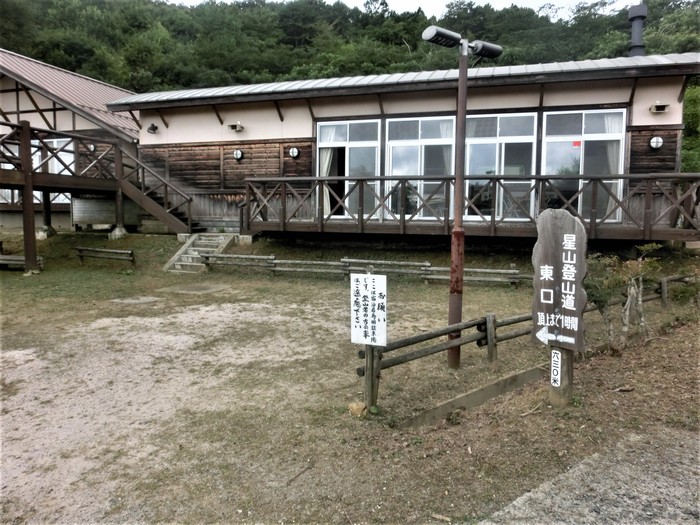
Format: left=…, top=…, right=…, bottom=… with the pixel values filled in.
left=485, top=313, right=497, bottom=369
left=364, top=345, right=382, bottom=408
left=660, top=277, right=669, bottom=308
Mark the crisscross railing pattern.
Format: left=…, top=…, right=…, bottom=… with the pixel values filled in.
left=0, top=121, right=194, bottom=232
left=244, top=173, right=699, bottom=241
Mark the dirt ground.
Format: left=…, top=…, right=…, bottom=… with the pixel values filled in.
left=0, top=233, right=698, bottom=524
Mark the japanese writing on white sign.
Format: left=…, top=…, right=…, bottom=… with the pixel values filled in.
left=350, top=273, right=387, bottom=346
left=531, top=209, right=587, bottom=352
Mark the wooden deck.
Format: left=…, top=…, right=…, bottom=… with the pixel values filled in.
left=242, top=174, right=700, bottom=242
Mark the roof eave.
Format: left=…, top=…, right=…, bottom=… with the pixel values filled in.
left=1, top=68, right=138, bottom=142
left=106, top=61, right=700, bottom=113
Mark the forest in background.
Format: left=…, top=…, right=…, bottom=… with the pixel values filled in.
left=1, top=0, right=698, bottom=170
left=1, top=0, right=697, bottom=91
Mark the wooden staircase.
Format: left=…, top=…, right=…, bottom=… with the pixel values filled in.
left=164, top=233, right=237, bottom=273
left=118, top=148, right=204, bottom=234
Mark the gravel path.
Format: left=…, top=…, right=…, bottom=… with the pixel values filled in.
left=479, top=427, right=700, bottom=524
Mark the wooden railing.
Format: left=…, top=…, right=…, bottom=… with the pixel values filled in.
left=357, top=274, right=697, bottom=410
left=244, top=174, right=699, bottom=241
left=0, top=121, right=195, bottom=233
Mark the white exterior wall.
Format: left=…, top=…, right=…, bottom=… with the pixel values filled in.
left=0, top=77, right=100, bottom=131
left=136, top=77, right=686, bottom=145
left=630, top=77, right=684, bottom=126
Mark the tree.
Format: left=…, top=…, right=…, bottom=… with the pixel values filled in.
left=681, top=85, right=700, bottom=173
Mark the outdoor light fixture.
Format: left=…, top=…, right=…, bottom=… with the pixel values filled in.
left=422, top=25, right=502, bottom=369
left=233, top=149, right=244, bottom=161
left=650, top=136, right=664, bottom=149
left=289, top=147, right=300, bottom=159
left=146, top=123, right=158, bottom=134
left=421, top=26, right=503, bottom=59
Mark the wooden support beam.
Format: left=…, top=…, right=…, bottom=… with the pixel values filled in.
left=20, top=85, right=54, bottom=130
left=273, top=100, right=284, bottom=122
left=42, top=191, right=52, bottom=229
left=156, top=110, right=170, bottom=128
left=19, top=121, right=39, bottom=272
left=128, top=111, right=142, bottom=130
left=211, top=105, right=224, bottom=125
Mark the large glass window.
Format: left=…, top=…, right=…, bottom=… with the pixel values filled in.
left=543, top=110, right=625, bottom=221
left=465, top=113, right=536, bottom=220
left=386, top=117, right=454, bottom=219
left=317, top=120, right=380, bottom=218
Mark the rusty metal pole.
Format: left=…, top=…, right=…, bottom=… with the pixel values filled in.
left=447, top=46, right=469, bottom=369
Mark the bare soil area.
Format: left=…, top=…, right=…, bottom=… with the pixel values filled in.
left=0, top=233, right=698, bottom=524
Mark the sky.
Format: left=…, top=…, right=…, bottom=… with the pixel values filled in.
left=338, top=0, right=634, bottom=19
left=166, top=0, right=637, bottom=20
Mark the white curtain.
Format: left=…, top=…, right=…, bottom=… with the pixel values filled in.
left=603, top=114, right=622, bottom=175
left=318, top=126, right=337, bottom=216
left=604, top=113, right=623, bottom=216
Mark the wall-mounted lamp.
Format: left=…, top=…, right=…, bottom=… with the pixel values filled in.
left=147, top=123, right=158, bottom=134
left=233, top=149, right=244, bottom=161
left=289, top=147, right=300, bottom=159
left=650, top=136, right=664, bottom=149
left=649, top=101, right=669, bottom=113
left=229, top=121, right=244, bottom=132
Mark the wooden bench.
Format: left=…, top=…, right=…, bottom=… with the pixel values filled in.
left=423, top=265, right=522, bottom=285
left=0, top=254, right=44, bottom=270
left=75, top=247, right=135, bottom=264
left=340, top=258, right=430, bottom=276
left=200, top=253, right=275, bottom=270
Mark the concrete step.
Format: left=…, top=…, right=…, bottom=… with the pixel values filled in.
left=165, top=233, right=239, bottom=273
left=173, top=261, right=206, bottom=272
left=187, top=247, right=216, bottom=255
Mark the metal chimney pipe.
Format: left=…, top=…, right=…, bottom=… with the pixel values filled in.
left=628, top=4, right=647, bottom=57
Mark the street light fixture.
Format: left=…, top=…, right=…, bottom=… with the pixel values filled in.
left=422, top=25, right=502, bottom=369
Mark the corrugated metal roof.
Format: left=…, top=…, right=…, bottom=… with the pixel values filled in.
left=108, top=52, right=700, bottom=111
left=0, top=48, right=139, bottom=140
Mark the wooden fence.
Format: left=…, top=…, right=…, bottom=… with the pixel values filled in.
left=356, top=274, right=696, bottom=411
left=200, top=253, right=524, bottom=284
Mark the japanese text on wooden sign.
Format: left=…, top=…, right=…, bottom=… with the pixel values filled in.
left=350, top=273, right=387, bottom=346
left=531, top=209, right=588, bottom=352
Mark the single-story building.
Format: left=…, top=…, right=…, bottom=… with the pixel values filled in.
left=106, top=48, right=699, bottom=242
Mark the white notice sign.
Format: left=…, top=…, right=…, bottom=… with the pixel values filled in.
left=551, top=349, right=562, bottom=387
left=350, top=273, right=387, bottom=346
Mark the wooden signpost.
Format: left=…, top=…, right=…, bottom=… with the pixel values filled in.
left=531, top=209, right=587, bottom=407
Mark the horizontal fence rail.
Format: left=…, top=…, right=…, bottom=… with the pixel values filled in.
left=199, top=253, right=526, bottom=284
left=356, top=274, right=697, bottom=408
left=243, top=174, right=700, bottom=241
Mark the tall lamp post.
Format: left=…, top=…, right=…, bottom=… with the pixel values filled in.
left=422, top=26, right=502, bottom=368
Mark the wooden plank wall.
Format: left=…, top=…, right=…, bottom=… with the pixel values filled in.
left=139, top=140, right=314, bottom=193
left=627, top=128, right=683, bottom=228
left=629, top=128, right=681, bottom=173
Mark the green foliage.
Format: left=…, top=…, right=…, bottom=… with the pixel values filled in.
left=585, top=252, right=625, bottom=309
left=0, top=0, right=696, bottom=92
left=682, top=85, right=700, bottom=173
